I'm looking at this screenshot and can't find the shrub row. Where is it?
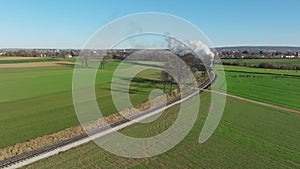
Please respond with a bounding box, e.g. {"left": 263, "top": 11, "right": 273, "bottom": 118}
{"left": 222, "top": 61, "right": 300, "bottom": 70}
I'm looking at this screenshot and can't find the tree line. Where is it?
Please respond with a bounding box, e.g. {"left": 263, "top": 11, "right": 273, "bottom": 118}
{"left": 1, "top": 49, "right": 80, "bottom": 58}
{"left": 222, "top": 61, "right": 300, "bottom": 70}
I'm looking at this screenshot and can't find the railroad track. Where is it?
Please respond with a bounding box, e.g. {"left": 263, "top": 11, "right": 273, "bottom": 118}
{"left": 0, "top": 72, "right": 216, "bottom": 169}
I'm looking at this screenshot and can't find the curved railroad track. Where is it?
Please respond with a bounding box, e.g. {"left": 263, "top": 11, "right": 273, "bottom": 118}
{"left": 0, "top": 72, "right": 216, "bottom": 169}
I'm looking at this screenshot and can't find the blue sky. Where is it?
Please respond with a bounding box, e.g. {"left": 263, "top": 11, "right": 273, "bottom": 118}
{"left": 0, "top": 0, "right": 300, "bottom": 48}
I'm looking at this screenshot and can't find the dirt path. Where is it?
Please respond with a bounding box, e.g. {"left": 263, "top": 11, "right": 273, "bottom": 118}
{"left": 0, "top": 61, "right": 74, "bottom": 68}
{"left": 205, "top": 89, "right": 300, "bottom": 114}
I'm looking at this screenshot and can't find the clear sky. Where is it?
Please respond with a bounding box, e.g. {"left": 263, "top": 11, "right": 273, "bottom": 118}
{"left": 0, "top": 0, "right": 300, "bottom": 48}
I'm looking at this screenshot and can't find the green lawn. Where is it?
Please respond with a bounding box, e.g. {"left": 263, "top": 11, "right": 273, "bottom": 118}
{"left": 213, "top": 65, "right": 300, "bottom": 110}
{"left": 24, "top": 92, "right": 300, "bottom": 169}
{"left": 0, "top": 61, "right": 164, "bottom": 148}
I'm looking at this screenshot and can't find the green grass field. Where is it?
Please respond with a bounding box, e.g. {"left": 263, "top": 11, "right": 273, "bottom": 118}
{"left": 221, "top": 65, "right": 300, "bottom": 76}
{"left": 213, "top": 65, "right": 300, "bottom": 110}
{"left": 0, "top": 58, "right": 60, "bottom": 64}
{"left": 222, "top": 58, "right": 300, "bottom": 65}
{"left": 24, "top": 92, "right": 300, "bottom": 169}
{"left": 2, "top": 59, "right": 300, "bottom": 168}
{"left": 0, "top": 61, "right": 164, "bottom": 148}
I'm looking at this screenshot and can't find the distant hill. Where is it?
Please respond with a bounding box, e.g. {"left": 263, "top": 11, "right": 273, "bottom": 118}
{"left": 215, "top": 46, "right": 300, "bottom": 51}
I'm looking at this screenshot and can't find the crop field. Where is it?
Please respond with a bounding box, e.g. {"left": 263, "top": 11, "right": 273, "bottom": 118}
{"left": 21, "top": 63, "right": 300, "bottom": 168}
{"left": 214, "top": 65, "right": 300, "bottom": 110}
{"left": 0, "top": 58, "right": 60, "bottom": 64}
{"left": 2, "top": 59, "right": 300, "bottom": 168}
{"left": 222, "top": 58, "right": 300, "bottom": 65}
{"left": 0, "top": 60, "right": 165, "bottom": 148}
{"left": 24, "top": 91, "right": 300, "bottom": 169}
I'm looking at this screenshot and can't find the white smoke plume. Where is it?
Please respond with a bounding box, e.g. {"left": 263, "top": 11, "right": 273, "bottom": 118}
{"left": 185, "top": 40, "right": 214, "bottom": 59}
{"left": 167, "top": 37, "right": 215, "bottom": 67}
{"left": 186, "top": 40, "right": 214, "bottom": 68}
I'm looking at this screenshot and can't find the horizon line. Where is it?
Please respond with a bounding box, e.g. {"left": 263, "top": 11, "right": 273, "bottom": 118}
{"left": 1, "top": 45, "right": 300, "bottom": 50}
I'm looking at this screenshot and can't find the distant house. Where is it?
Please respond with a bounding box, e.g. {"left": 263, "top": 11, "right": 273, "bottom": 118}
{"left": 40, "top": 53, "right": 47, "bottom": 57}
{"left": 65, "top": 54, "right": 73, "bottom": 58}
{"left": 286, "top": 55, "right": 296, "bottom": 58}
{"left": 282, "top": 55, "right": 296, "bottom": 58}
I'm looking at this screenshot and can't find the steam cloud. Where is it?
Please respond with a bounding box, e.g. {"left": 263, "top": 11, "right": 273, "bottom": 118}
{"left": 185, "top": 40, "right": 214, "bottom": 58}
{"left": 167, "top": 37, "right": 215, "bottom": 67}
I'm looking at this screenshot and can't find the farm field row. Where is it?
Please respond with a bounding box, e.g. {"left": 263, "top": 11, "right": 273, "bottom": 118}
{"left": 213, "top": 65, "right": 300, "bottom": 110}
{"left": 221, "top": 58, "right": 300, "bottom": 65}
